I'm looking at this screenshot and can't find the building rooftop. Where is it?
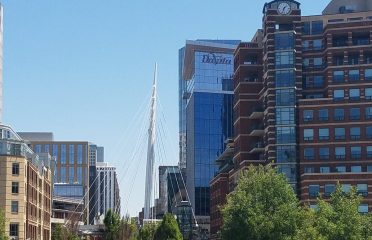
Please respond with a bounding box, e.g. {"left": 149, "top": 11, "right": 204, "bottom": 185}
{"left": 323, "top": 0, "right": 372, "bottom": 15}
{"left": 18, "top": 132, "right": 54, "bottom": 141}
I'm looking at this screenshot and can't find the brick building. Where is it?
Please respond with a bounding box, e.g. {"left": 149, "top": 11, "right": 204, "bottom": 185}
{"left": 210, "top": 0, "right": 372, "bottom": 238}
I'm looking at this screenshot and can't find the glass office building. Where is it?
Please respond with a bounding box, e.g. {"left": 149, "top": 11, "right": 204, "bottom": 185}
{"left": 180, "top": 40, "right": 239, "bottom": 217}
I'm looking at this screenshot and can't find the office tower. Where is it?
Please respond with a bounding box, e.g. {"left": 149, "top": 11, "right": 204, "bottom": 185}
{"left": 96, "top": 162, "right": 120, "bottom": 217}
{"left": 97, "top": 147, "right": 104, "bottom": 163}
{"left": 0, "top": 125, "right": 53, "bottom": 240}
{"left": 179, "top": 40, "right": 239, "bottom": 232}
{"left": 210, "top": 0, "right": 372, "bottom": 237}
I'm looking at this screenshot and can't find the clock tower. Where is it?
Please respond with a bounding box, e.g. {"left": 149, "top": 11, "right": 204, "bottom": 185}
{"left": 261, "top": 0, "right": 302, "bottom": 191}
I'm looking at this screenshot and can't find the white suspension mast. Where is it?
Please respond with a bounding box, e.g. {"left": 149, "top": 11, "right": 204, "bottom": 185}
{"left": 144, "top": 63, "right": 158, "bottom": 220}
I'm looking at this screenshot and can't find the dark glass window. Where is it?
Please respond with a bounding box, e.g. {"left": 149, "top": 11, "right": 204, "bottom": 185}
{"left": 357, "top": 184, "right": 368, "bottom": 197}
{"left": 342, "top": 184, "right": 352, "bottom": 193}
{"left": 276, "top": 127, "right": 296, "bottom": 144}
{"left": 367, "top": 146, "right": 372, "bottom": 158}
{"left": 305, "top": 167, "right": 315, "bottom": 173}
{"left": 275, "top": 51, "right": 294, "bottom": 69}
{"left": 335, "top": 128, "right": 345, "bottom": 140}
{"left": 12, "top": 163, "right": 19, "bottom": 175}
{"left": 9, "top": 224, "right": 18, "bottom": 237}
{"left": 320, "top": 167, "right": 330, "bottom": 173}
{"left": 349, "top": 70, "right": 360, "bottom": 81}
{"left": 325, "top": 184, "right": 336, "bottom": 197}
{"left": 366, "top": 88, "right": 372, "bottom": 100}
{"left": 303, "top": 40, "right": 310, "bottom": 51}
{"left": 311, "top": 21, "right": 323, "bottom": 35}
{"left": 276, "top": 89, "right": 296, "bottom": 106}
{"left": 319, "top": 148, "right": 330, "bottom": 160}
{"left": 366, "top": 107, "right": 372, "bottom": 119}
{"left": 366, "top": 69, "right": 372, "bottom": 80}
{"left": 11, "top": 201, "right": 18, "bottom": 213}
{"left": 314, "top": 58, "right": 323, "bottom": 67}
{"left": 11, "top": 182, "right": 19, "bottom": 194}
{"left": 359, "top": 204, "right": 369, "bottom": 213}
{"left": 275, "top": 33, "right": 294, "bottom": 50}
{"left": 304, "top": 148, "right": 315, "bottom": 160}
{"left": 348, "top": 54, "right": 359, "bottom": 65}
{"left": 351, "top": 166, "right": 362, "bottom": 173}
{"left": 303, "top": 110, "right": 313, "bottom": 122}
{"left": 276, "top": 107, "right": 295, "bottom": 125}
{"left": 314, "top": 76, "right": 324, "bottom": 87}
{"left": 349, "top": 89, "right": 360, "bottom": 100}
{"left": 319, "top": 128, "right": 330, "bottom": 140}
{"left": 350, "top": 108, "right": 360, "bottom": 120}
{"left": 351, "top": 146, "right": 362, "bottom": 159}
{"left": 303, "top": 22, "right": 311, "bottom": 35}
{"left": 304, "top": 129, "right": 314, "bottom": 141}
{"left": 333, "top": 90, "right": 344, "bottom": 100}
{"left": 277, "top": 146, "right": 296, "bottom": 163}
{"left": 318, "top": 109, "right": 329, "bottom": 121}
{"left": 333, "top": 71, "right": 344, "bottom": 82}
{"left": 313, "top": 39, "right": 323, "bottom": 50}
{"left": 336, "top": 166, "right": 346, "bottom": 173}
{"left": 335, "top": 147, "right": 346, "bottom": 159}
{"left": 350, "top": 127, "right": 361, "bottom": 140}
{"left": 309, "top": 185, "right": 320, "bottom": 197}
{"left": 276, "top": 70, "right": 295, "bottom": 87}
{"left": 334, "top": 108, "right": 345, "bottom": 120}
{"left": 366, "top": 127, "right": 372, "bottom": 139}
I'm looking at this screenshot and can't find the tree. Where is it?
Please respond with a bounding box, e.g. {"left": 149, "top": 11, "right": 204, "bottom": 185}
{"left": 117, "top": 215, "right": 138, "bottom": 240}
{"left": 51, "top": 224, "right": 63, "bottom": 240}
{"left": 154, "top": 214, "right": 182, "bottom": 240}
{"left": 138, "top": 223, "right": 158, "bottom": 240}
{"left": 104, "top": 209, "right": 121, "bottom": 240}
{"left": 0, "top": 209, "right": 8, "bottom": 240}
{"left": 221, "top": 164, "right": 301, "bottom": 240}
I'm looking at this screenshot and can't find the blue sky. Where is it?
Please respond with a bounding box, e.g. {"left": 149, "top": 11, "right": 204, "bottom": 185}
{"left": 2, "top": 0, "right": 328, "bottom": 216}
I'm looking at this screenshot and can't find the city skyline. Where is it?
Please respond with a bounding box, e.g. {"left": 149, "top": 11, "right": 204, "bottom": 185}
{"left": 2, "top": 0, "right": 329, "bottom": 217}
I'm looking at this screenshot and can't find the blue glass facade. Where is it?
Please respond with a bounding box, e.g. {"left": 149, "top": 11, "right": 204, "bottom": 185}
{"left": 181, "top": 40, "right": 238, "bottom": 216}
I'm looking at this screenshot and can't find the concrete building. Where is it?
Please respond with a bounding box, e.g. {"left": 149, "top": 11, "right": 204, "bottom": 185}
{"left": 210, "top": 0, "right": 372, "bottom": 237}
{"left": 0, "top": 125, "right": 53, "bottom": 240}
{"left": 179, "top": 40, "right": 239, "bottom": 233}
{"left": 96, "top": 162, "right": 120, "bottom": 218}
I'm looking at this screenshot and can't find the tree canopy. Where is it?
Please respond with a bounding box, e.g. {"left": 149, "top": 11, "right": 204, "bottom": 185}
{"left": 154, "top": 214, "right": 183, "bottom": 240}
{"left": 0, "top": 209, "right": 8, "bottom": 240}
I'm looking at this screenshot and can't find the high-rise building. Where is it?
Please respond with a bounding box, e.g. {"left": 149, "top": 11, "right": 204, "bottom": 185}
{"left": 0, "top": 5, "right": 3, "bottom": 122}
{"left": 179, "top": 40, "right": 239, "bottom": 232}
{"left": 210, "top": 0, "right": 372, "bottom": 237}
{"left": 0, "top": 125, "right": 53, "bottom": 240}
{"left": 96, "top": 162, "right": 120, "bottom": 218}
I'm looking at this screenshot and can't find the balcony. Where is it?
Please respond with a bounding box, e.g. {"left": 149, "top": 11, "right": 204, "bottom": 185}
{"left": 249, "top": 142, "right": 265, "bottom": 154}
{"left": 249, "top": 107, "right": 264, "bottom": 120}
{"left": 249, "top": 124, "right": 264, "bottom": 137}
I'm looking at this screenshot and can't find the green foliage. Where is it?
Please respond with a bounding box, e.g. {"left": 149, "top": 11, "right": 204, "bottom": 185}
{"left": 0, "top": 209, "right": 8, "bottom": 240}
{"left": 104, "top": 209, "right": 121, "bottom": 240}
{"left": 117, "top": 215, "right": 139, "bottom": 240}
{"left": 221, "top": 165, "right": 301, "bottom": 240}
{"left": 138, "top": 223, "right": 158, "bottom": 240}
{"left": 51, "top": 224, "right": 63, "bottom": 240}
{"left": 154, "top": 214, "right": 183, "bottom": 240}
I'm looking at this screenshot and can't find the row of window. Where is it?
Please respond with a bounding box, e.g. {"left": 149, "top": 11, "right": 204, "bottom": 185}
{"left": 303, "top": 127, "right": 372, "bottom": 141}
{"left": 333, "top": 88, "right": 372, "bottom": 101}
{"left": 310, "top": 204, "right": 369, "bottom": 213}
{"left": 304, "top": 146, "right": 372, "bottom": 160}
{"left": 35, "top": 144, "right": 85, "bottom": 165}
{"left": 334, "top": 69, "right": 372, "bottom": 82}
{"left": 308, "top": 183, "right": 368, "bottom": 199}
{"left": 303, "top": 107, "right": 372, "bottom": 122}
{"left": 305, "top": 165, "right": 372, "bottom": 174}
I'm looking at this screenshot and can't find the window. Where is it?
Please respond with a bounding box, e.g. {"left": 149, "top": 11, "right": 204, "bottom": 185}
{"left": 351, "top": 146, "right": 362, "bottom": 159}
{"left": 319, "top": 148, "right": 330, "bottom": 160}
{"left": 349, "top": 54, "right": 359, "bottom": 65}
{"left": 318, "top": 109, "right": 329, "bottom": 121}
{"left": 276, "top": 127, "right": 296, "bottom": 144}
{"left": 277, "top": 146, "right": 296, "bottom": 163}
{"left": 11, "top": 201, "right": 18, "bottom": 213}
{"left": 342, "top": 184, "right": 351, "bottom": 193}
{"left": 334, "top": 108, "right": 344, "bottom": 120}
{"left": 77, "top": 167, "right": 83, "bottom": 184}
{"left": 276, "top": 70, "right": 295, "bottom": 87}
{"left": 303, "top": 40, "right": 310, "bottom": 51}
{"left": 34, "top": 144, "right": 42, "bottom": 153}
{"left": 335, "top": 147, "right": 346, "bottom": 159}
{"left": 333, "top": 71, "right": 344, "bottom": 82}
{"left": 314, "top": 76, "right": 324, "bottom": 87}
{"left": 325, "top": 184, "right": 336, "bottom": 197}
{"left": 69, "top": 145, "right": 75, "bottom": 164}
{"left": 366, "top": 127, "right": 372, "bottom": 139}
{"left": 313, "top": 39, "right": 323, "bottom": 50}
{"left": 309, "top": 185, "right": 320, "bottom": 197}
{"left": 320, "top": 167, "right": 330, "bottom": 173}
{"left": 61, "top": 145, "right": 66, "bottom": 165}
{"left": 304, "top": 129, "right": 314, "bottom": 141}
{"left": 349, "top": 70, "right": 360, "bottom": 81}
{"left": 275, "top": 33, "right": 294, "bottom": 50}
{"left": 60, "top": 167, "right": 66, "bottom": 183}
{"left": 275, "top": 51, "right": 294, "bottom": 69}
{"left": 304, "top": 148, "right": 315, "bottom": 160}
{"left": 303, "top": 22, "right": 310, "bottom": 35}
{"left": 333, "top": 90, "right": 344, "bottom": 100}
{"left": 303, "top": 110, "right": 313, "bottom": 122}
{"left": 276, "top": 108, "right": 295, "bottom": 125}
{"left": 366, "top": 69, "right": 372, "bottom": 80}
{"left": 336, "top": 166, "right": 346, "bottom": 173}
{"left": 69, "top": 167, "right": 75, "bottom": 183}
{"left": 357, "top": 184, "right": 368, "bottom": 196}
{"left": 304, "top": 167, "right": 315, "bottom": 173}
{"left": 335, "top": 128, "right": 345, "bottom": 140}
{"left": 366, "top": 107, "right": 372, "bottom": 120}
{"left": 314, "top": 58, "right": 323, "bottom": 67}
{"left": 350, "top": 127, "right": 361, "bottom": 140}
{"left": 368, "top": 165, "right": 372, "bottom": 172}
{"left": 351, "top": 166, "right": 362, "bottom": 173}
{"left": 367, "top": 146, "right": 372, "bottom": 158}
{"left": 349, "top": 89, "right": 360, "bottom": 100}
{"left": 11, "top": 182, "right": 19, "bottom": 194}
{"left": 311, "top": 21, "right": 323, "bottom": 35}
{"left": 319, "top": 128, "right": 329, "bottom": 140}
{"left": 77, "top": 145, "right": 83, "bottom": 164}
{"left": 276, "top": 89, "right": 296, "bottom": 106}
{"left": 350, "top": 108, "right": 360, "bottom": 120}
{"left": 359, "top": 205, "right": 369, "bottom": 214}
{"left": 9, "top": 224, "right": 18, "bottom": 237}
{"left": 12, "top": 163, "right": 19, "bottom": 175}
{"left": 366, "top": 88, "right": 372, "bottom": 100}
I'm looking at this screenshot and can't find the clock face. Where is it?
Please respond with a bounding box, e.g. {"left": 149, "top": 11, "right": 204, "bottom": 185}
{"left": 278, "top": 2, "right": 291, "bottom": 15}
